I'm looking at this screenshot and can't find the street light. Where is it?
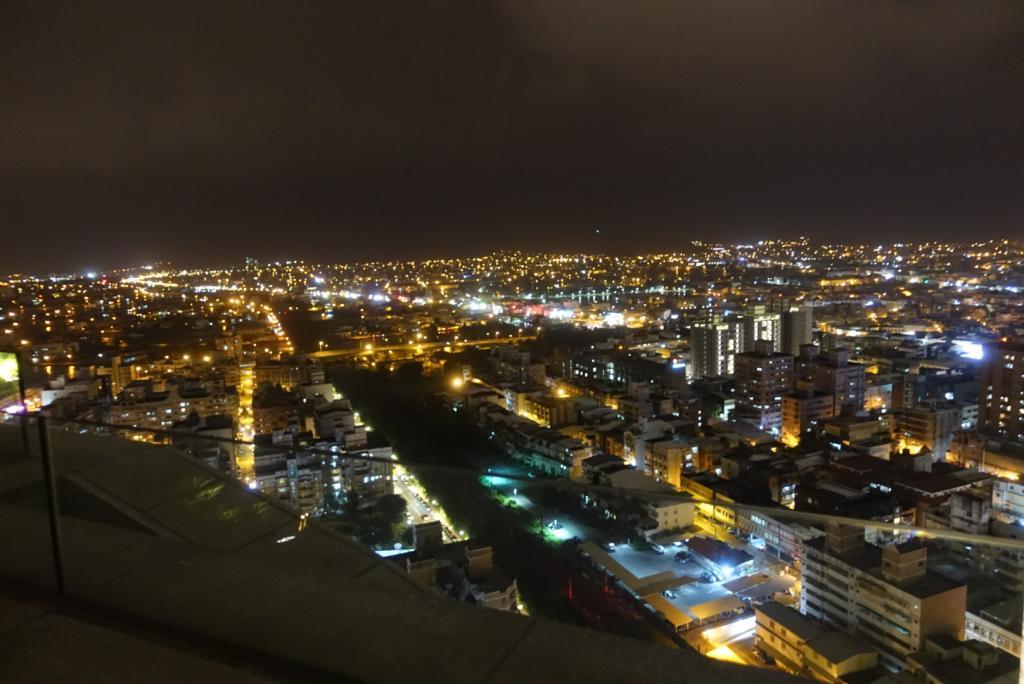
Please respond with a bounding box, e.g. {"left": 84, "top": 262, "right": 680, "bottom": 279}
{"left": 451, "top": 376, "right": 464, "bottom": 389}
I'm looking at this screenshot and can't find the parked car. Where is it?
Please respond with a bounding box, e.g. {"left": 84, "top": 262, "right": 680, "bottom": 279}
{"left": 651, "top": 544, "right": 665, "bottom": 554}
{"left": 662, "top": 589, "right": 677, "bottom": 599}
{"left": 674, "top": 551, "right": 690, "bottom": 563}
{"left": 699, "top": 571, "right": 715, "bottom": 583}
{"left": 604, "top": 541, "right": 616, "bottom": 552}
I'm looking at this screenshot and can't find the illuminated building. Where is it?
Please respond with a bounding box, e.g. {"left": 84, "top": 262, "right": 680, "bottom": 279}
{"left": 252, "top": 383, "right": 299, "bottom": 436}
{"left": 109, "top": 378, "right": 239, "bottom": 434}
{"left": 254, "top": 359, "right": 325, "bottom": 390}
{"left": 251, "top": 437, "right": 393, "bottom": 515}
{"left": 798, "top": 347, "right": 866, "bottom": 413}
{"left": 782, "top": 389, "right": 836, "bottom": 445}
{"left": 646, "top": 436, "right": 696, "bottom": 488}
{"left": 734, "top": 340, "right": 793, "bottom": 434}
{"left": 689, "top": 316, "right": 742, "bottom": 380}
{"left": 521, "top": 393, "right": 574, "bottom": 427}
{"left": 802, "top": 525, "right": 967, "bottom": 670}
{"left": 741, "top": 305, "right": 781, "bottom": 353}
{"left": 992, "top": 479, "right": 1024, "bottom": 524}
{"left": 687, "top": 536, "right": 755, "bottom": 580}
{"left": 966, "top": 595, "right": 1023, "bottom": 659}
{"left": 893, "top": 403, "right": 960, "bottom": 460}
{"left": 978, "top": 339, "right": 1024, "bottom": 441}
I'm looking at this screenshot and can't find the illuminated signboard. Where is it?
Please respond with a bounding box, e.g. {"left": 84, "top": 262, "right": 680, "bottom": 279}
{"left": 0, "top": 352, "right": 24, "bottom": 414}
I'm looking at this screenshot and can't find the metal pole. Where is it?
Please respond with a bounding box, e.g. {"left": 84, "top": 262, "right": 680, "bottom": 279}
{"left": 36, "top": 415, "right": 66, "bottom": 595}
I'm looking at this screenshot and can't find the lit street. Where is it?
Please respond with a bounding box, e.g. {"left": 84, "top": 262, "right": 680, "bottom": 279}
{"left": 393, "top": 464, "right": 462, "bottom": 543}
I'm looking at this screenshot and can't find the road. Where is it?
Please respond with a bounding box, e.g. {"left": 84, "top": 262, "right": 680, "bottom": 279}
{"left": 393, "top": 465, "right": 461, "bottom": 543}
{"left": 305, "top": 335, "right": 538, "bottom": 360}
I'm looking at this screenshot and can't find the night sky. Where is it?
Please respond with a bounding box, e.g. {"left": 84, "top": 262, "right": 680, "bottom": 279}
{"left": 4, "top": 1, "right": 1024, "bottom": 274}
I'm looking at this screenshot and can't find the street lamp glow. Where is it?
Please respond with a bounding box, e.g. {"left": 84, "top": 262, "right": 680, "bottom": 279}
{"left": 451, "top": 376, "right": 464, "bottom": 389}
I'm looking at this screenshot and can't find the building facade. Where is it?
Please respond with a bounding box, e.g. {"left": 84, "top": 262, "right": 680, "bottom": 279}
{"left": 801, "top": 525, "right": 966, "bottom": 670}
{"left": 978, "top": 340, "right": 1024, "bottom": 441}
{"left": 734, "top": 340, "right": 794, "bottom": 435}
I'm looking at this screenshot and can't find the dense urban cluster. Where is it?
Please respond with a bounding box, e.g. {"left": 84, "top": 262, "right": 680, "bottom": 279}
{"left": 4, "top": 239, "right": 1024, "bottom": 681}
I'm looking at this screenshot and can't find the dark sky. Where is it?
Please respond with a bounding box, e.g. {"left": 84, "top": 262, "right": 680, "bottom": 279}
{"left": 3, "top": 1, "right": 1024, "bottom": 274}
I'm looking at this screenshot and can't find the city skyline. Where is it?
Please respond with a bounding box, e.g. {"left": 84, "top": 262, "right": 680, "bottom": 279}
{"left": 2, "top": 237, "right": 1020, "bottom": 279}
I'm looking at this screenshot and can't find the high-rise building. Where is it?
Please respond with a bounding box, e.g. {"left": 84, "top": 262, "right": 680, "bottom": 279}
{"left": 741, "top": 304, "right": 782, "bottom": 354}
{"left": 802, "top": 523, "right": 967, "bottom": 671}
{"left": 688, "top": 316, "right": 743, "bottom": 380}
{"left": 894, "top": 403, "right": 961, "bottom": 460}
{"left": 798, "top": 346, "right": 866, "bottom": 413}
{"left": 978, "top": 339, "right": 1024, "bottom": 441}
{"left": 781, "top": 304, "right": 814, "bottom": 356}
{"left": 734, "top": 340, "right": 794, "bottom": 435}
{"left": 782, "top": 388, "right": 836, "bottom": 445}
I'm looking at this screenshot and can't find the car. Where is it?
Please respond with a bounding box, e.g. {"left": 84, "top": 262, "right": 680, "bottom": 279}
{"left": 672, "top": 540, "right": 684, "bottom": 547}
{"left": 699, "top": 571, "right": 715, "bottom": 583}
{"left": 662, "top": 589, "right": 677, "bottom": 599}
{"left": 604, "top": 542, "right": 616, "bottom": 552}
{"left": 546, "top": 520, "right": 564, "bottom": 531}
{"left": 674, "top": 551, "right": 690, "bottom": 563}
{"left": 651, "top": 544, "right": 665, "bottom": 554}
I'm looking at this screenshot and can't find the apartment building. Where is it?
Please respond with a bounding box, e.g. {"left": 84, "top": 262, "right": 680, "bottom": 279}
{"left": 755, "top": 601, "right": 878, "bottom": 681}
{"left": 782, "top": 389, "right": 836, "bottom": 446}
{"left": 734, "top": 340, "right": 794, "bottom": 435}
{"left": 797, "top": 346, "right": 866, "bottom": 412}
{"left": 801, "top": 523, "right": 966, "bottom": 670}
{"left": 978, "top": 339, "right": 1024, "bottom": 441}
{"left": 894, "top": 403, "right": 960, "bottom": 461}
{"left": 110, "top": 378, "right": 238, "bottom": 433}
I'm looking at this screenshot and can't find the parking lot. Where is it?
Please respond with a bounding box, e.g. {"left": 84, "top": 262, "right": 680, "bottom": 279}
{"left": 610, "top": 544, "right": 691, "bottom": 579}
{"left": 599, "top": 542, "right": 735, "bottom": 612}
